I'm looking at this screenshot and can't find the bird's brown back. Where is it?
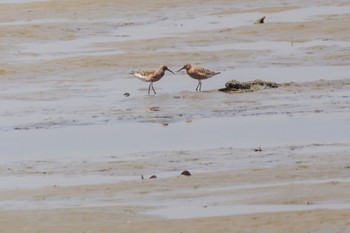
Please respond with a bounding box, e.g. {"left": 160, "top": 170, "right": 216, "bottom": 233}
{"left": 187, "top": 66, "right": 220, "bottom": 80}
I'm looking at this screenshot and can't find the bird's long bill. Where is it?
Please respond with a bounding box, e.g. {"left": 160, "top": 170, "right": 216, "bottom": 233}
{"left": 166, "top": 68, "right": 175, "bottom": 75}
{"left": 176, "top": 66, "right": 186, "bottom": 73}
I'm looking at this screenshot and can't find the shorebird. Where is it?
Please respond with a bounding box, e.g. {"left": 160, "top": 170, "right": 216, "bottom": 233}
{"left": 131, "top": 65, "right": 175, "bottom": 95}
{"left": 177, "top": 64, "right": 220, "bottom": 91}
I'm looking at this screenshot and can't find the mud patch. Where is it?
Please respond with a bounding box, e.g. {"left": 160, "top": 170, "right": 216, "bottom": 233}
{"left": 219, "top": 79, "right": 279, "bottom": 93}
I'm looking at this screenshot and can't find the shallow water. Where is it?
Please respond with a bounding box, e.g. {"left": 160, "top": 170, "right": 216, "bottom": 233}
{"left": 1, "top": 112, "right": 349, "bottom": 161}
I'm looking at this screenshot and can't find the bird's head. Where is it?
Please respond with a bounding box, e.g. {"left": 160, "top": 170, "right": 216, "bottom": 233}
{"left": 177, "top": 64, "right": 192, "bottom": 72}
{"left": 160, "top": 65, "right": 175, "bottom": 74}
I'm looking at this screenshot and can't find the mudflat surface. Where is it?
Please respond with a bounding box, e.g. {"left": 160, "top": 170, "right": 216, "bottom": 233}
{"left": 1, "top": 0, "right": 350, "bottom": 232}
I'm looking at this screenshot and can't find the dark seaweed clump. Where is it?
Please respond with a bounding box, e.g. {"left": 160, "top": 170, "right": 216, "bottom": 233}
{"left": 219, "top": 79, "right": 279, "bottom": 93}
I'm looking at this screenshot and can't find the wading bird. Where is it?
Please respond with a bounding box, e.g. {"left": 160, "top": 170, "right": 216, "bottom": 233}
{"left": 177, "top": 64, "right": 220, "bottom": 91}
{"left": 131, "top": 65, "right": 175, "bottom": 95}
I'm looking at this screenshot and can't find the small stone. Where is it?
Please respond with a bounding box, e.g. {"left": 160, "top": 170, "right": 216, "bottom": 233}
{"left": 180, "top": 170, "right": 191, "bottom": 176}
{"left": 149, "top": 175, "right": 157, "bottom": 179}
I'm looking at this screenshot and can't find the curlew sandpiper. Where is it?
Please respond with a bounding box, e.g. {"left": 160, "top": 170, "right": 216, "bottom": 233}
{"left": 131, "top": 65, "right": 175, "bottom": 95}
{"left": 177, "top": 64, "right": 220, "bottom": 91}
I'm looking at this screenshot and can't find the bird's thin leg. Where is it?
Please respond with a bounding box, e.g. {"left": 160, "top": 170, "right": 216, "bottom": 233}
{"left": 199, "top": 80, "right": 202, "bottom": 91}
{"left": 196, "top": 81, "right": 201, "bottom": 92}
{"left": 148, "top": 82, "right": 152, "bottom": 95}
{"left": 151, "top": 83, "right": 156, "bottom": 95}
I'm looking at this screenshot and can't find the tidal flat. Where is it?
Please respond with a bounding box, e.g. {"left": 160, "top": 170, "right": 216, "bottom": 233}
{"left": 0, "top": 0, "right": 350, "bottom": 232}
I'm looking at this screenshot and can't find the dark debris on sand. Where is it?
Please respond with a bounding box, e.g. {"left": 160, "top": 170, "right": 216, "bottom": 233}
{"left": 219, "top": 79, "right": 279, "bottom": 93}
{"left": 254, "top": 16, "right": 266, "bottom": 24}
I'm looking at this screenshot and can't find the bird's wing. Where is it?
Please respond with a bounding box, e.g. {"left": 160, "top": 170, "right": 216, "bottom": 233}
{"left": 196, "top": 67, "right": 211, "bottom": 76}
{"left": 131, "top": 70, "right": 155, "bottom": 81}
{"left": 196, "top": 67, "right": 220, "bottom": 77}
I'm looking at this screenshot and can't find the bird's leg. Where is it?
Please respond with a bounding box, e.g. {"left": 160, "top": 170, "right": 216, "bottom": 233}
{"left": 196, "top": 81, "right": 201, "bottom": 92}
{"left": 148, "top": 82, "right": 152, "bottom": 95}
{"left": 196, "top": 80, "right": 202, "bottom": 91}
{"left": 151, "top": 83, "right": 156, "bottom": 95}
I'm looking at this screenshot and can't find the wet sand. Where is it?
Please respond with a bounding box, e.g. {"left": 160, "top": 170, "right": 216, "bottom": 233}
{"left": 1, "top": 0, "right": 350, "bottom": 232}
{"left": 1, "top": 144, "right": 350, "bottom": 232}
